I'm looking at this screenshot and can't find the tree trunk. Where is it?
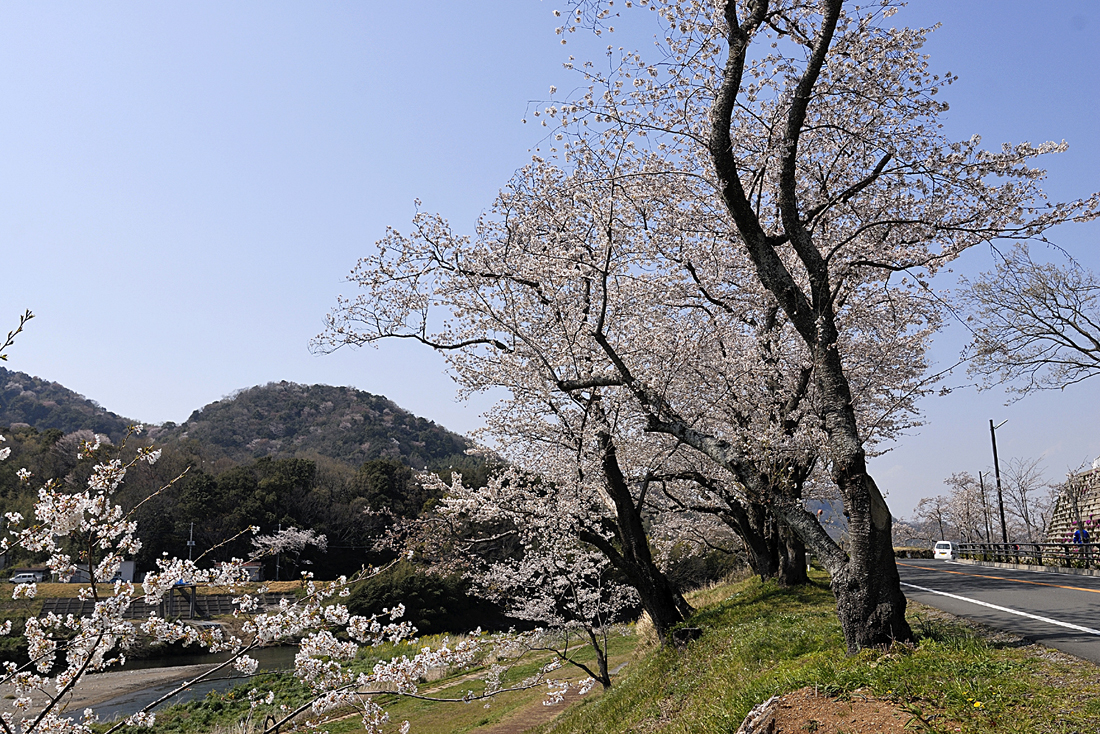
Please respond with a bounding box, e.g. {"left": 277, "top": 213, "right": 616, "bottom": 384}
{"left": 579, "top": 427, "right": 692, "bottom": 644}
{"left": 829, "top": 468, "right": 911, "bottom": 652}
{"left": 721, "top": 501, "right": 780, "bottom": 582}
{"left": 776, "top": 479, "right": 808, "bottom": 586}
{"left": 777, "top": 522, "right": 807, "bottom": 587}
{"left": 726, "top": 502, "right": 807, "bottom": 586}
{"left": 586, "top": 628, "right": 612, "bottom": 690}
{"left": 703, "top": 0, "right": 911, "bottom": 652}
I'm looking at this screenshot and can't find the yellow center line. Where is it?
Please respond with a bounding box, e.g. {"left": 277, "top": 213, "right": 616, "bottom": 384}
{"left": 897, "top": 561, "right": 1100, "bottom": 595}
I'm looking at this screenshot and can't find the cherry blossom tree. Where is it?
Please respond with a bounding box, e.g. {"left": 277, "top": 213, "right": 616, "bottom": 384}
{"left": 913, "top": 473, "right": 991, "bottom": 544}
{"left": 434, "top": 467, "right": 637, "bottom": 690}
{"left": 0, "top": 429, "right": 460, "bottom": 734}
{"left": 1001, "top": 457, "right": 1054, "bottom": 543}
{"left": 318, "top": 0, "right": 1097, "bottom": 651}
{"left": 941, "top": 472, "right": 992, "bottom": 544}
{"left": 913, "top": 465, "right": 1052, "bottom": 545}
{"left": 316, "top": 155, "right": 935, "bottom": 643}
{"left": 913, "top": 494, "right": 950, "bottom": 542}
{"left": 476, "top": 392, "right": 694, "bottom": 641}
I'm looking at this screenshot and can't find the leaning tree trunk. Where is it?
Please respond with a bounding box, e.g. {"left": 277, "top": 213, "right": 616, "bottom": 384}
{"left": 585, "top": 628, "right": 613, "bottom": 690}
{"left": 578, "top": 428, "right": 692, "bottom": 644}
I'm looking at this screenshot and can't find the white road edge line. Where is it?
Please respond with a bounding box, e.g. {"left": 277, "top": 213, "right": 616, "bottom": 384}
{"left": 900, "top": 582, "right": 1100, "bottom": 637}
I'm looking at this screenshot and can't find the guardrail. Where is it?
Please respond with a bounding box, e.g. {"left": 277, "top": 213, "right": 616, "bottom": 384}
{"left": 958, "top": 542, "right": 1100, "bottom": 569}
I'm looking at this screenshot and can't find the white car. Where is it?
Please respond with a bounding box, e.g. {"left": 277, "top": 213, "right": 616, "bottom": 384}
{"left": 933, "top": 541, "right": 958, "bottom": 561}
{"left": 9, "top": 572, "right": 42, "bottom": 584}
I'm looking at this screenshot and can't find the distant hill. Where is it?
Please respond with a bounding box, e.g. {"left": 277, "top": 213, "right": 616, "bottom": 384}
{"left": 0, "top": 368, "right": 134, "bottom": 442}
{"left": 0, "top": 370, "right": 475, "bottom": 473}
{"left": 160, "top": 381, "right": 472, "bottom": 469}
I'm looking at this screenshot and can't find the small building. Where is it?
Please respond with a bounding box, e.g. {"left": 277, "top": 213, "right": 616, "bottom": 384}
{"left": 242, "top": 561, "right": 264, "bottom": 582}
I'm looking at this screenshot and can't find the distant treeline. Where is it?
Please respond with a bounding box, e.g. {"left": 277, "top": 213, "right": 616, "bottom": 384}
{"left": 0, "top": 423, "right": 488, "bottom": 580}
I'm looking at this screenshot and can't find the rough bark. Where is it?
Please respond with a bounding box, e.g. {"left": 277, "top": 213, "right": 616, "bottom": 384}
{"left": 721, "top": 500, "right": 779, "bottom": 581}
{"left": 829, "top": 473, "right": 909, "bottom": 651}
{"left": 775, "top": 478, "right": 808, "bottom": 586}
{"left": 722, "top": 500, "right": 807, "bottom": 585}
{"left": 578, "top": 429, "right": 692, "bottom": 644}
{"left": 704, "top": 0, "right": 911, "bottom": 649}
{"left": 777, "top": 522, "right": 807, "bottom": 587}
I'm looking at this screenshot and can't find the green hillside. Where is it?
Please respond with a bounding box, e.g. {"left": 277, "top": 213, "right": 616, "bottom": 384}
{"left": 0, "top": 370, "right": 474, "bottom": 473}
{"left": 535, "top": 574, "right": 1100, "bottom": 734}
{"left": 160, "top": 381, "right": 472, "bottom": 469}
{"left": 0, "top": 375, "right": 483, "bottom": 579}
{"left": 0, "top": 367, "right": 134, "bottom": 442}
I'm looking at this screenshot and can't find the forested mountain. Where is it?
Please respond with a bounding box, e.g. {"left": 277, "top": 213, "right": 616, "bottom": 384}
{"left": 0, "top": 368, "right": 134, "bottom": 442}
{"left": 0, "top": 371, "right": 475, "bottom": 472}
{"left": 0, "top": 374, "right": 487, "bottom": 578}
{"left": 157, "top": 381, "right": 472, "bottom": 470}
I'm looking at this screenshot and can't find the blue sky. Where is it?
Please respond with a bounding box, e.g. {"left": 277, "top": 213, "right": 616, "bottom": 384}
{"left": 0, "top": 2, "right": 1096, "bottom": 517}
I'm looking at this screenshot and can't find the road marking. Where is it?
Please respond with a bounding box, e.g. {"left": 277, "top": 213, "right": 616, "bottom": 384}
{"left": 897, "top": 561, "right": 1100, "bottom": 595}
{"left": 900, "top": 582, "right": 1100, "bottom": 636}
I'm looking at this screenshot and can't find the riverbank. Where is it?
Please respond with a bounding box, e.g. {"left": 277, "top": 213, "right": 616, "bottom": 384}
{"left": 0, "top": 663, "right": 218, "bottom": 720}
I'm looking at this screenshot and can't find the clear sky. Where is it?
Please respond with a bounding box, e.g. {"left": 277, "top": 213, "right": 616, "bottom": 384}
{"left": 0, "top": 2, "right": 1096, "bottom": 518}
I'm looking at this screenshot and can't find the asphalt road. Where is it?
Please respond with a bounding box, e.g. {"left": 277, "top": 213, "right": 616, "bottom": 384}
{"left": 897, "top": 560, "right": 1100, "bottom": 663}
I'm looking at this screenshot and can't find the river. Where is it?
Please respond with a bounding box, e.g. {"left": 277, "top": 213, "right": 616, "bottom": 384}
{"left": 94, "top": 646, "right": 299, "bottom": 721}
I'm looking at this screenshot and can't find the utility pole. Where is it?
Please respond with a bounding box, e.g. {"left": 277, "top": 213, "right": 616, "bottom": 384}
{"left": 275, "top": 523, "right": 281, "bottom": 581}
{"left": 990, "top": 420, "right": 1009, "bottom": 544}
{"left": 978, "top": 472, "right": 993, "bottom": 543}
{"left": 187, "top": 522, "right": 196, "bottom": 561}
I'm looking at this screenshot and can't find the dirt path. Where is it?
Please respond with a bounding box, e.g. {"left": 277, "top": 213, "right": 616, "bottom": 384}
{"left": 474, "top": 687, "right": 593, "bottom": 734}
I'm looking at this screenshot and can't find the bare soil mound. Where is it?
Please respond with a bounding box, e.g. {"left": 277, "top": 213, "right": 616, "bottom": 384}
{"left": 737, "top": 686, "right": 952, "bottom": 734}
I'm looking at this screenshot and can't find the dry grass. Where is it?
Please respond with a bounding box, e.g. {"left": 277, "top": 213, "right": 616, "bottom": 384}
{"left": 24, "top": 580, "right": 303, "bottom": 599}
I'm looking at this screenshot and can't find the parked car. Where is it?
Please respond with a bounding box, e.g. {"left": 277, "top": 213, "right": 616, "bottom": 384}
{"left": 933, "top": 540, "right": 958, "bottom": 561}
{"left": 10, "top": 572, "right": 42, "bottom": 584}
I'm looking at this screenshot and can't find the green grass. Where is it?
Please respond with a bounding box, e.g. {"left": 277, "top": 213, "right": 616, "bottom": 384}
{"left": 365, "top": 629, "right": 638, "bottom": 734}
{"left": 0, "top": 597, "right": 42, "bottom": 663}
{"left": 99, "top": 571, "right": 1100, "bottom": 733}
{"left": 128, "top": 629, "right": 638, "bottom": 734}
{"left": 534, "top": 571, "right": 1100, "bottom": 734}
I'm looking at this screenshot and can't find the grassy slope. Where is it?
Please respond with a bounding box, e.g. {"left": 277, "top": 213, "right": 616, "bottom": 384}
{"left": 364, "top": 631, "right": 638, "bottom": 734}
{"left": 47, "top": 571, "right": 1100, "bottom": 734}
{"left": 134, "top": 630, "right": 636, "bottom": 734}
{"left": 536, "top": 571, "right": 1100, "bottom": 734}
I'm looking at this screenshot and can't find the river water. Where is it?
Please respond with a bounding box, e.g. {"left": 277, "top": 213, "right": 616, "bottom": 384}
{"left": 94, "top": 646, "right": 299, "bottom": 721}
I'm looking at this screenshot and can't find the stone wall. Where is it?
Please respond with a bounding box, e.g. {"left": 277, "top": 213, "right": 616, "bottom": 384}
{"left": 1046, "top": 467, "right": 1100, "bottom": 543}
